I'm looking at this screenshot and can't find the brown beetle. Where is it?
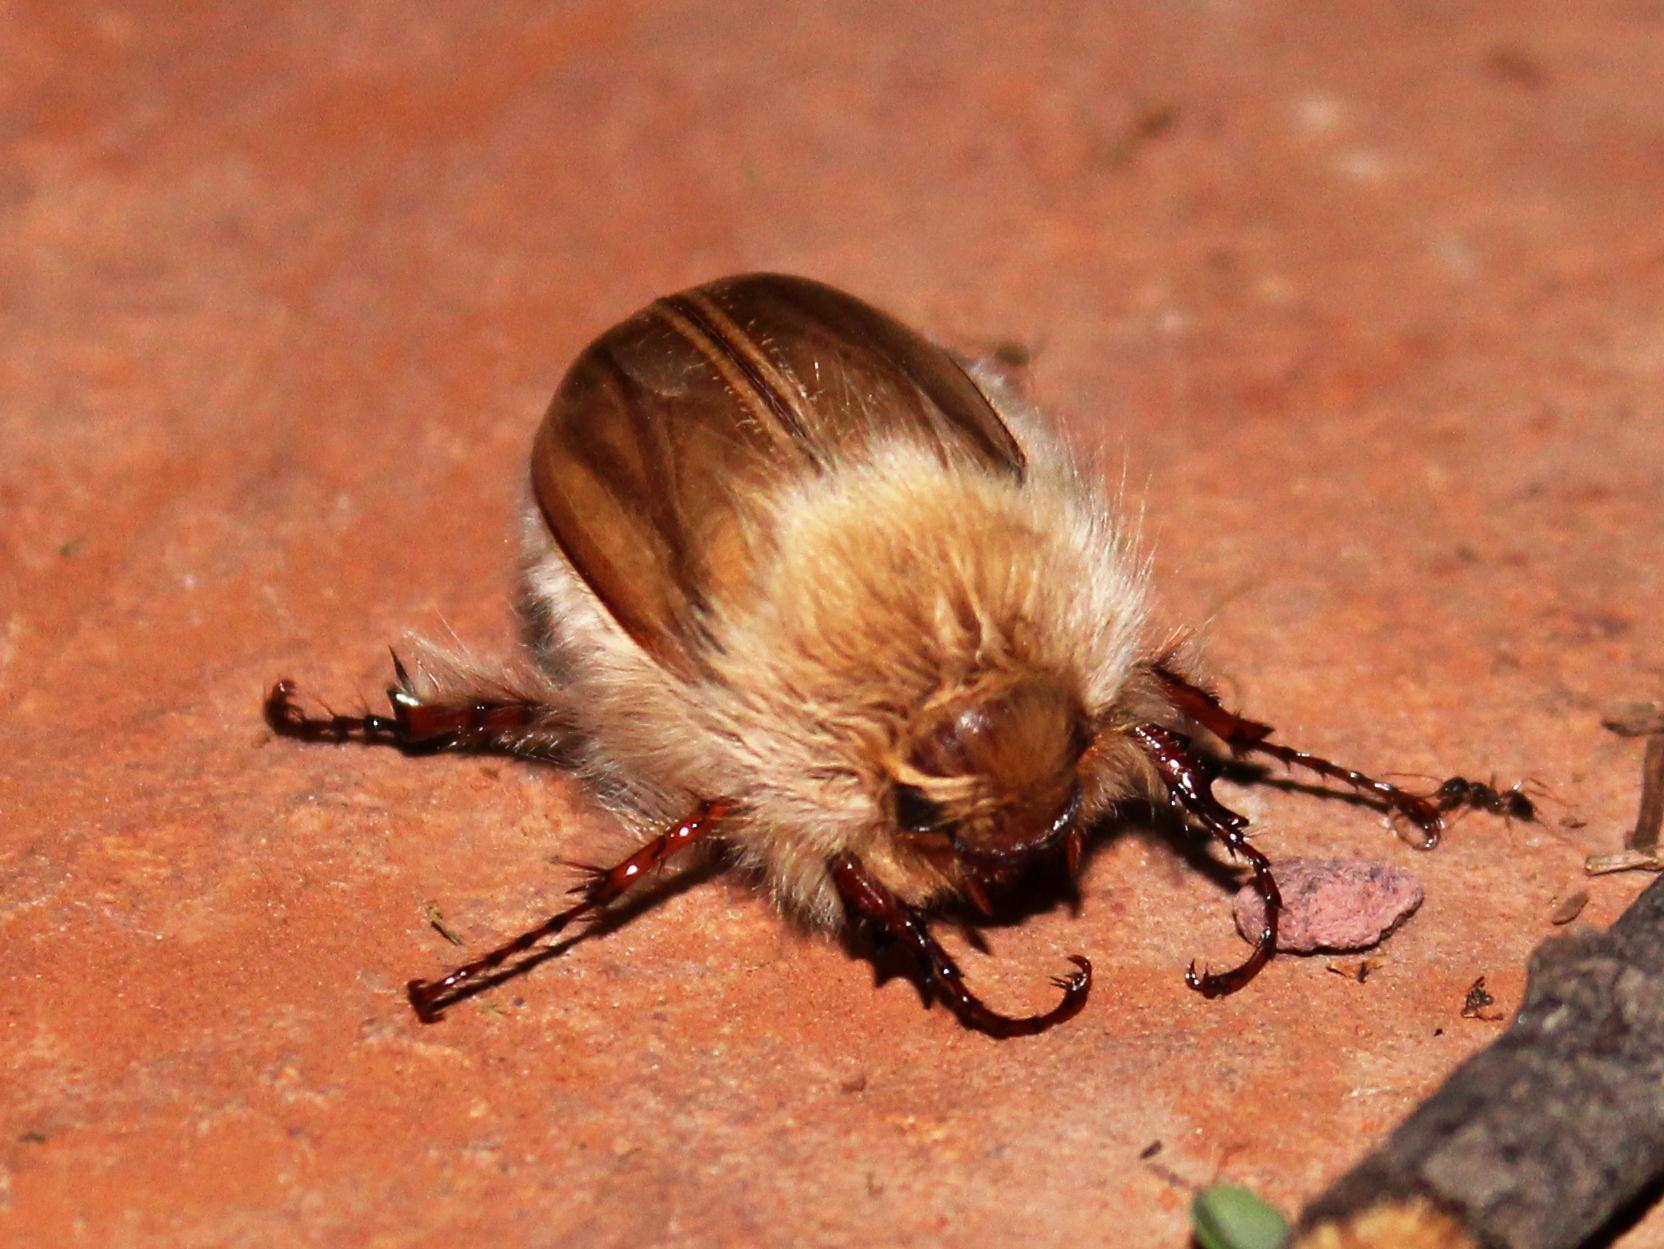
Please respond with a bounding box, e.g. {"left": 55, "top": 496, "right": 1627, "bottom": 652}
{"left": 268, "top": 274, "right": 1451, "bottom": 1037}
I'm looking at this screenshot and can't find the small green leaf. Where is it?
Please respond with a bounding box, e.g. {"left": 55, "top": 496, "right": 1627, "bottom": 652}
{"left": 1191, "top": 1184, "right": 1288, "bottom": 1249}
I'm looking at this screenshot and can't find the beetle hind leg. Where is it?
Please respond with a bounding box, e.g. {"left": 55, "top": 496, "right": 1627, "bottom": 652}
{"left": 266, "top": 645, "right": 573, "bottom": 759}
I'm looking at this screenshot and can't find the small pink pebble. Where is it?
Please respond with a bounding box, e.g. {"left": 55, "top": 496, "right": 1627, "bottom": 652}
{"left": 1233, "top": 858, "right": 1423, "bottom": 953}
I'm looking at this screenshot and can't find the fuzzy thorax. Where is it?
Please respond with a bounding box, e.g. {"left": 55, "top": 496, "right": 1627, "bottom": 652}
{"left": 521, "top": 439, "right": 1151, "bottom": 924}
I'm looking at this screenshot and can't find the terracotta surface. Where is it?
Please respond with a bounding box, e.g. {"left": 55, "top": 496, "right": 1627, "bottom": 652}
{"left": 5, "top": 4, "right": 1663, "bottom": 1246}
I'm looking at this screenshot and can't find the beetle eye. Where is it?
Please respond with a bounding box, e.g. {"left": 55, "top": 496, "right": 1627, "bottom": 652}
{"left": 894, "top": 784, "right": 948, "bottom": 833}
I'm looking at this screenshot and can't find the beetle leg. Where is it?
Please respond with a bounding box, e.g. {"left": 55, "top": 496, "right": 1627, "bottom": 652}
{"left": 1131, "top": 723, "right": 1281, "bottom": 998}
{"left": 405, "top": 800, "right": 730, "bottom": 1022}
{"left": 1152, "top": 664, "right": 1445, "bottom": 847}
{"left": 829, "top": 853, "right": 1091, "bottom": 1039}
{"left": 265, "top": 649, "right": 556, "bottom": 756}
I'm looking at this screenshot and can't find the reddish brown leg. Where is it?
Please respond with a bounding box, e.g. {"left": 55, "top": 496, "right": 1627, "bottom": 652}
{"left": 829, "top": 853, "right": 1091, "bottom": 1039}
{"left": 265, "top": 651, "right": 546, "bottom": 753}
{"left": 1132, "top": 723, "right": 1281, "bottom": 998}
{"left": 406, "top": 800, "right": 729, "bottom": 1022}
{"left": 1153, "top": 665, "right": 1445, "bottom": 847}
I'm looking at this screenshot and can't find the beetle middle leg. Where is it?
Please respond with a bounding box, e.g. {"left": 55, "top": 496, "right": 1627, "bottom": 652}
{"left": 1153, "top": 664, "right": 1445, "bottom": 846}
{"left": 829, "top": 853, "right": 1091, "bottom": 1039}
{"left": 406, "top": 800, "right": 730, "bottom": 1021}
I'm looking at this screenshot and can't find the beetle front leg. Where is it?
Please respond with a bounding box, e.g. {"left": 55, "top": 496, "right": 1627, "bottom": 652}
{"left": 1132, "top": 722, "right": 1282, "bottom": 998}
{"left": 829, "top": 853, "right": 1091, "bottom": 1038}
